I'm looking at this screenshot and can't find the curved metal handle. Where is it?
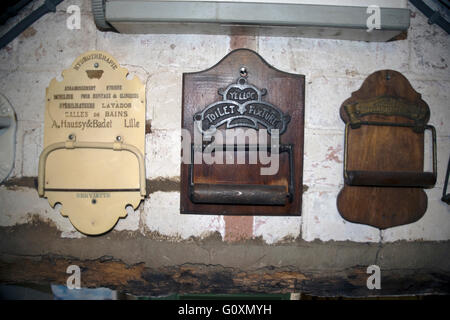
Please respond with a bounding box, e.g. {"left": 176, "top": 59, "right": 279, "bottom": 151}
{"left": 38, "top": 138, "right": 146, "bottom": 197}
{"left": 344, "top": 122, "right": 437, "bottom": 188}
{"left": 442, "top": 155, "right": 450, "bottom": 205}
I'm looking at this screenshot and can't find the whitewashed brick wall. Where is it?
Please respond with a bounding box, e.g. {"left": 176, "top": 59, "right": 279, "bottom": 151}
{"left": 0, "top": 0, "right": 448, "bottom": 243}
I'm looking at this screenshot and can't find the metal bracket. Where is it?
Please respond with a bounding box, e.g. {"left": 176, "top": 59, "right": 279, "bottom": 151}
{"left": 0, "top": 93, "right": 16, "bottom": 184}
{"left": 442, "top": 155, "right": 450, "bottom": 204}
{"left": 38, "top": 135, "right": 146, "bottom": 197}
{"left": 343, "top": 122, "right": 437, "bottom": 188}
{"left": 0, "top": 0, "right": 64, "bottom": 50}
{"left": 188, "top": 143, "right": 294, "bottom": 205}
{"left": 409, "top": 0, "right": 450, "bottom": 35}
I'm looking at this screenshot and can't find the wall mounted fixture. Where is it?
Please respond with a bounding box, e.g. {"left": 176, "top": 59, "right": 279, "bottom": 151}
{"left": 442, "top": 155, "right": 450, "bottom": 204}
{"left": 0, "top": 93, "right": 17, "bottom": 184}
{"left": 92, "top": 0, "right": 410, "bottom": 42}
{"left": 38, "top": 51, "right": 146, "bottom": 235}
{"left": 180, "top": 48, "right": 305, "bottom": 216}
{"left": 337, "top": 70, "right": 437, "bottom": 229}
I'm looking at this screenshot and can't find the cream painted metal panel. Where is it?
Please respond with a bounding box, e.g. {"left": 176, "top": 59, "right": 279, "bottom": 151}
{"left": 39, "top": 51, "right": 146, "bottom": 235}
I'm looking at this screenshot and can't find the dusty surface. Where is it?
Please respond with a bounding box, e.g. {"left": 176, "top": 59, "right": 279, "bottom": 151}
{"left": 2, "top": 177, "right": 37, "bottom": 190}
{"left": 1, "top": 0, "right": 449, "bottom": 244}
{"left": 0, "top": 0, "right": 449, "bottom": 297}
{"left": 0, "top": 218, "right": 449, "bottom": 296}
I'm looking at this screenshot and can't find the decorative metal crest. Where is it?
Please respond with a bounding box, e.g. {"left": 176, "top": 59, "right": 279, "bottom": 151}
{"left": 194, "top": 77, "right": 290, "bottom": 135}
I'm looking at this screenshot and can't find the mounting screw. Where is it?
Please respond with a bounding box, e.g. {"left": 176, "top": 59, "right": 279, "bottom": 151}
{"left": 94, "top": 63, "right": 99, "bottom": 68}
{"left": 68, "top": 134, "right": 75, "bottom": 140}
{"left": 116, "top": 135, "right": 122, "bottom": 142}
{"left": 239, "top": 67, "right": 248, "bottom": 77}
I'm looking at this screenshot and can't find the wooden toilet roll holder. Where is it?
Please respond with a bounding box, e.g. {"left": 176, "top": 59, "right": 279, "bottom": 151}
{"left": 181, "top": 49, "right": 305, "bottom": 216}
{"left": 337, "top": 70, "right": 437, "bottom": 229}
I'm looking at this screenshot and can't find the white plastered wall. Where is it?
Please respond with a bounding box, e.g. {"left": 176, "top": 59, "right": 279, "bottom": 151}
{"left": 0, "top": 0, "right": 448, "bottom": 243}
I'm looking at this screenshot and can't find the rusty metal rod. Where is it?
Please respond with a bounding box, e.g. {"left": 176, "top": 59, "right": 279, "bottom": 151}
{"left": 192, "top": 183, "right": 288, "bottom": 205}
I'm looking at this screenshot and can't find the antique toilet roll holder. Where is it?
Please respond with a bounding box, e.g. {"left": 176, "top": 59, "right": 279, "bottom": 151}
{"left": 38, "top": 51, "right": 146, "bottom": 235}
{"left": 181, "top": 48, "right": 305, "bottom": 216}
{"left": 31, "top": 50, "right": 444, "bottom": 234}
{"left": 337, "top": 70, "right": 438, "bottom": 229}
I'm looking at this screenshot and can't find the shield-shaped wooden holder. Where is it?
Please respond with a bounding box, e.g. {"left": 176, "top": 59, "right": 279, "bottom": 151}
{"left": 181, "top": 49, "right": 305, "bottom": 215}
{"left": 39, "top": 51, "right": 146, "bottom": 235}
{"left": 337, "top": 70, "right": 437, "bottom": 229}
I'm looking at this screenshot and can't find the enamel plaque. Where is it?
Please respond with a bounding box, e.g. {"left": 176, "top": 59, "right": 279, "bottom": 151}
{"left": 39, "top": 51, "right": 146, "bottom": 235}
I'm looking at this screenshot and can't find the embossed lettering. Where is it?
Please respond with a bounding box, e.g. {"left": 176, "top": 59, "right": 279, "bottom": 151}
{"left": 194, "top": 78, "right": 290, "bottom": 135}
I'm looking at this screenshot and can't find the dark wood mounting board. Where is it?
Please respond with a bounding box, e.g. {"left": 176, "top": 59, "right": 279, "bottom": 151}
{"left": 181, "top": 49, "right": 305, "bottom": 215}
{"left": 337, "top": 70, "right": 436, "bottom": 229}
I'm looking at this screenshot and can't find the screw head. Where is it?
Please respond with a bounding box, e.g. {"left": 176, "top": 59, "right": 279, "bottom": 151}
{"left": 239, "top": 67, "right": 248, "bottom": 77}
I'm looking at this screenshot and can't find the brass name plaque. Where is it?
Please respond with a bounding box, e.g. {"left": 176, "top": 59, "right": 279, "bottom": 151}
{"left": 39, "top": 51, "right": 146, "bottom": 235}
{"left": 343, "top": 96, "right": 429, "bottom": 129}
